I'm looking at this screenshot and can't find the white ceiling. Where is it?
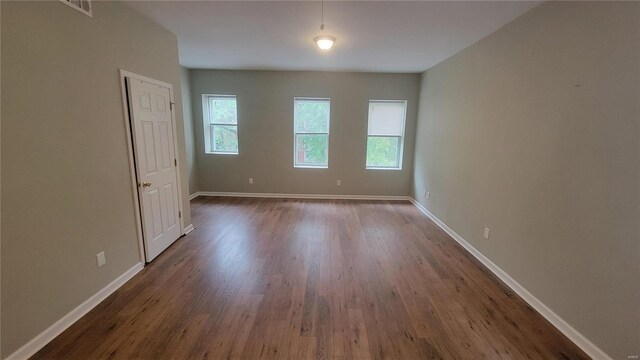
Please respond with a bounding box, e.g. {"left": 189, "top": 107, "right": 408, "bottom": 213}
{"left": 125, "top": 1, "right": 541, "bottom": 73}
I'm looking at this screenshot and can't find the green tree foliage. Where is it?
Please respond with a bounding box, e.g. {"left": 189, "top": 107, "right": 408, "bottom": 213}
{"left": 214, "top": 125, "right": 238, "bottom": 152}
{"left": 296, "top": 101, "right": 328, "bottom": 132}
{"left": 211, "top": 98, "right": 238, "bottom": 152}
{"left": 366, "top": 136, "right": 399, "bottom": 167}
{"left": 210, "top": 98, "right": 237, "bottom": 124}
{"left": 296, "top": 101, "right": 329, "bottom": 165}
{"left": 298, "top": 134, "right": 328, "bottom": 164}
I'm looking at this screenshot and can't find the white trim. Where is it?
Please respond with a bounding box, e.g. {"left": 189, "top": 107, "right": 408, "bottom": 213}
{"left": 189, "top": 193, "right": 200, "bottom": 200}
{"left": 167, "top": 84, "right": 187, "bottom": 241}
{"left": 408, "top": 198, "right": 612, "bottom": 360}
{"left": 365, "top": 99, "right": 407, "bottom": 171}
{"left": 193, "top": 191, "right": 409, "bottom": 201}
{"left": 118, "top": 70, "right": 146, "bottom": 264}
{"left": 292, "top": 164, "right": 329, "bottom": 169}
{"left": 202, "top": 94, "right": 239, "bottom": 155}
{"left": 5, "top": 262, "right": 144, "bottom": 360}
{"left": 184, "top": 224, "right": 195, "bottom": 235}
{"left": 293, "top": 97, "right": 331, "bottom": 169}
{"left": 365, "top": 167, "right": 403, "bottom": 171}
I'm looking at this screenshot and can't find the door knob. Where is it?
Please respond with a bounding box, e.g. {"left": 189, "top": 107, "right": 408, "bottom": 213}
{"left": 142, "top": 181, "right": 152, "bottom": 188}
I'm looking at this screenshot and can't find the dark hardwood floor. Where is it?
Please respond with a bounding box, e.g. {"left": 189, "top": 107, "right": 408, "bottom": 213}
{"left": 33, "top": 197, "right": 588, "bottom": 359}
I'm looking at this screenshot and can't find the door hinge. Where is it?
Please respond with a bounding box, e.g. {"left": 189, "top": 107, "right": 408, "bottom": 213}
{"left": 170, "top": 102, "right": 175, "bottom": 110}
{"left": 174, "top": 158, "right": 177, "bottom": 166}
{"left": 179, "top": 210, "right": 182, "bottom": 218}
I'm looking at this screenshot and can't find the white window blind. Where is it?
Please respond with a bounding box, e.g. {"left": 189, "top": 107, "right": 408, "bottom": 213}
{"left": 368, "top": 101, "right": 405, "bottom": 136}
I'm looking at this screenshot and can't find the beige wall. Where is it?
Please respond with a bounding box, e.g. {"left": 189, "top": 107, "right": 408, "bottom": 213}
{"left": 181, "top": 66, "right": 198, "bottom": 194}
{"left": 190, "top": 70, "right": 420, "bottom": 196}
{"left": 412, "top": 2, "right": 640, "bottom": 358}
{"left": 1, "top": 1, "right": 191, "bottom": 356}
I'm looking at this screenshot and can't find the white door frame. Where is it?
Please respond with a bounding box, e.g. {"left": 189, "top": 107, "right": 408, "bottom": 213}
{"left": 118, "top": 69, "right": 186, "bottom": 263}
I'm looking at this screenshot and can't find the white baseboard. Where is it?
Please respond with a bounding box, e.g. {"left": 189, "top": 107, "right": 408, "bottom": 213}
{"left": 408, "top": 198, "right": 611, "bottom": 360}
{"left": 183, "top": 224, "right": 195, "bottom": 235}
{"left": 192, "top": 191, "right": 410, "bottom": 201}
{"left": 5, "top": 262, "right": 144, "bottom": 360}
{"left": 189, "top": 192, "right": 199, "bottom": 200}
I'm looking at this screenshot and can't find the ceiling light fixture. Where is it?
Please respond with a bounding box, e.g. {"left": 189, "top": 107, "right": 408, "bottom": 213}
{"left": 314, "top": 0, "right": 335, "bottom": 50}
{"left": 314, "top": 35, "right": 336, "bottom": 50}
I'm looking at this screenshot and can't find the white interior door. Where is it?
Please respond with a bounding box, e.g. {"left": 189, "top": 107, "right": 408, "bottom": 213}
{"left": 127, "top": 78, "right": 181, "bottom": 262}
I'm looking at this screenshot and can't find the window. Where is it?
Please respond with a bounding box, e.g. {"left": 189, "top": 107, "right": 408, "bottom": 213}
{"left": 203, "top": 95, "right": 238, "bottom": 154}
{"left": 366, "top": 100, "right": 407, "bottom": 169}
{"left": 294, "top": 98, "right": 330, "bottom": 168}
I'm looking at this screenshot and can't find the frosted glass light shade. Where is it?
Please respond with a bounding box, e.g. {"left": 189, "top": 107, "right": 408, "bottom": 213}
{"left": 314, "top": 35, "right": 336, "bottom": 50}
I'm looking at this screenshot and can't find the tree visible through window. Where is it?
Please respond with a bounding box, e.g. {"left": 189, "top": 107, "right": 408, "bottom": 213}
{"left": 366, "top": 100, "right": 406, "bottom": 169}
{"left": 294, "top": 98, "right": 330, "bottom": 168}
{"left": 204, "top": 95, "right": 238, "bottom": 154}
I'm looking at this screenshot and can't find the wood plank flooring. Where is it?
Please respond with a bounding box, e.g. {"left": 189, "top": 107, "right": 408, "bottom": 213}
{"left": 33, "top": 197, "right": 589, "bottom": 359}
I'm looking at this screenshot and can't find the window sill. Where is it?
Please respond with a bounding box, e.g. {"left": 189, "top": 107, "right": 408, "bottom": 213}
{"left": 294, "top": 165, "right": 328, "bottom": 169}
{"left": 206, "top": 152, "right": 239, "bottom": 155}
{"left": 366, "top": 167, "right": 402, "bottom": 171}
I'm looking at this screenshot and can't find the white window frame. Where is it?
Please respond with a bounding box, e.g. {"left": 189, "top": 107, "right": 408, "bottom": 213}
{"left": 293, "top": 97, "right": 331, "bottom": 169}
{"left": 365, "top": 100, "right": 407, "bottom": 170}
{"left": 202, "top": 94, "right": 239, "bottom": 155}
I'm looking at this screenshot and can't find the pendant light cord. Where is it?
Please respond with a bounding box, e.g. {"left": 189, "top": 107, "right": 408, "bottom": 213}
{"left": 320, "top": 0, "right": 325, "bottom": 30}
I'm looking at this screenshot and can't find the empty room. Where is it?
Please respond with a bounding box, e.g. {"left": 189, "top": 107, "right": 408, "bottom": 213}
{"left": 1, "top": 0, "right": 638, "bottom": 359}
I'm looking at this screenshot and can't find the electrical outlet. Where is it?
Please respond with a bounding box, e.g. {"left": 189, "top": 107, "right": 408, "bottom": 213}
{"left": 336, "top": 179, "right": 341, "bottom": 186}
{"left": 427, "top": 191, "right": 431, "bottom": 199}
{"left": 249, "top": 177, "right": 254, "bottom": 184}
{"left": 483, "top": 227, "right": 490, "bottom": 239}
{"left": 96, "top": 252, "right": 106, "bottom": 267}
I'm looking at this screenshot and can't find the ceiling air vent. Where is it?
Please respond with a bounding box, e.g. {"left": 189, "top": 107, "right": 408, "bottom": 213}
{"left": 59, "top": 0, "right": 92, "bottom": 17}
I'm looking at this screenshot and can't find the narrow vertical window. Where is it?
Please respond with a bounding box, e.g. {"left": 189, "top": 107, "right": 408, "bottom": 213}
{"left": 203, "top": 95, "right": 238, "bottom": 154}
{"left": 366, "top": 100, "right": 407, "bottom": 169}
{"left": 294, "top": 98, "right": 330, "bottom": 168}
